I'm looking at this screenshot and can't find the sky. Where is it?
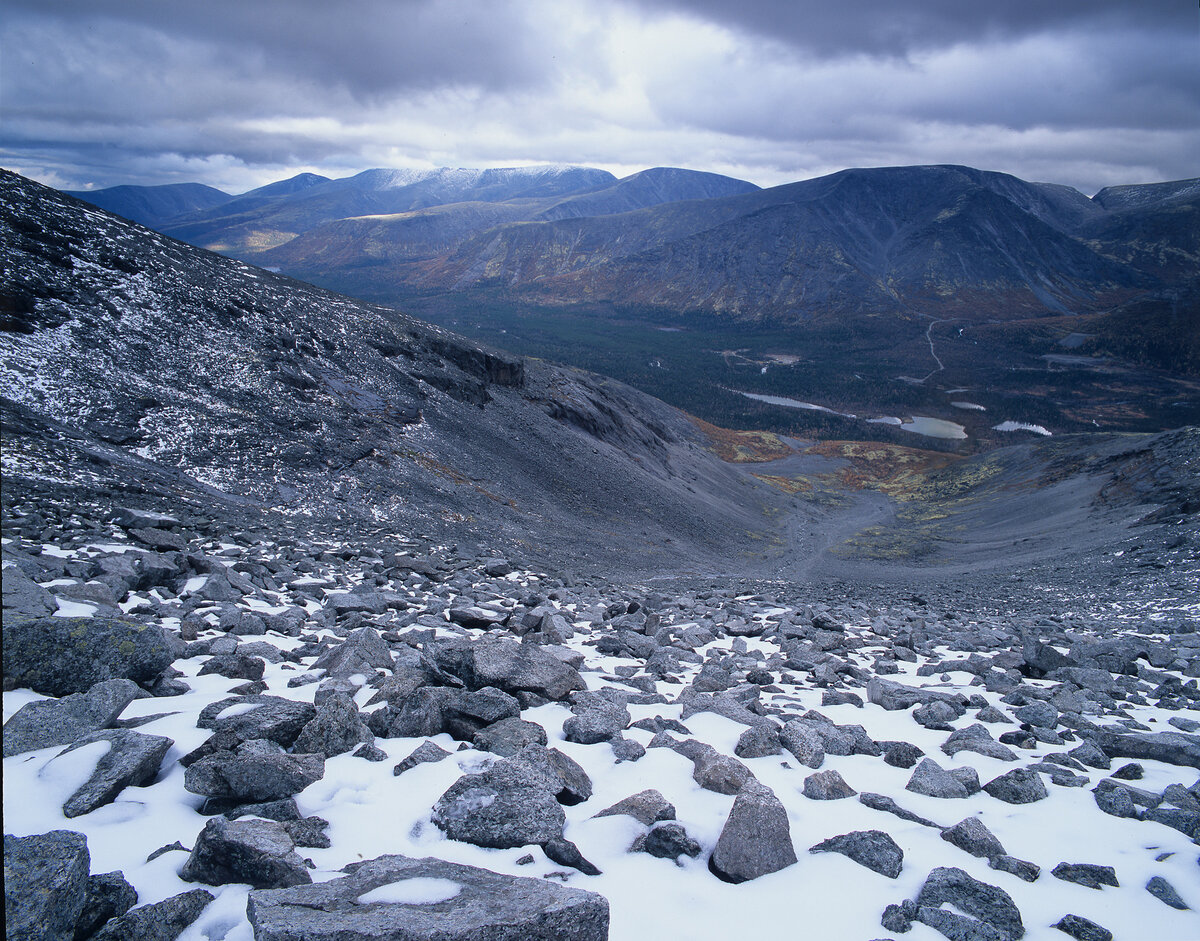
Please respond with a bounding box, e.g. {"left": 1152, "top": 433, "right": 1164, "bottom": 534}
{"left": 2, "top": 0, "right": 1197, "bottom": 197}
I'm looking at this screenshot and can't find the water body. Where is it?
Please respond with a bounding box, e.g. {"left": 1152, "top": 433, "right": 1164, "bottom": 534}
{"left": 900, "top": 416, "right": 968, "bottom": 439}
{"left": 732, "top": 390, "right": 967, "bottom": 439}
{"left": 994, "top": 421, "right": 1052, "bottom": 436}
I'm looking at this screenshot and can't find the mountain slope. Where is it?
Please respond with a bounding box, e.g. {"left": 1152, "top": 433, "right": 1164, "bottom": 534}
{"left": 0, "top": 170, "right": 778, "bottom": 575}
{"left": 64, "top": 182, "right": 232, "bottom": 228}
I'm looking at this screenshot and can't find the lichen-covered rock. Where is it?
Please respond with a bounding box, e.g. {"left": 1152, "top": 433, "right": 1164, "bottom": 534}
{"left": 2, "top": 678, "right": 140, "bottom": 757}
{"left": 247, "top": 854, "right": 609, "bottom": 941}
{"left": 180, "top": 817, "right": 312, "bottom": 889}
{"left": 3, "top": 830, "right": 90, "bottom": 941}
{"left": 2, "top": 616, "right": 174, "bottom": 697}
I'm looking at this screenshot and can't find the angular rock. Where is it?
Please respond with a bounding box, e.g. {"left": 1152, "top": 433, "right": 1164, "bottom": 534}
{"left": 803, "top": 769, "right": 856, "bottom": 800}
{"left": 942, "top": 817, "right": 1007, "bottom": 859}
{"left": 75, "top": 870, "right": 139, "bottom": 940}
{"left": 542, "top": 837, "right": 603, "bottom": 876}
{"left": 1145, "top": 875, "right": 1189, "bottom": 910}
{"left": 89, "top": 888, "right": 214, "bottom": 941}
{"left": 429, "top": 636, "right": 584, "bottom": 702}
{"left": 882, "top": 740, "right": 924, "bottom": 769}
{"left": 915, "top": 866, "right": 1025, "bottom": 941}
{"left": 473, "top": 717, "right": 548, "bottom": 757}
{"left": 1091, "top": 730, "right": 1200, "bottom": 770}
{"left": 1092, "top": 781, "right": 1139, "bottom": 818}
{"left": 734, "top": 724, "right": 782, "bottom": 758}
{"left": 2, "top": 616, "right": 175, "bottom": 697}
{"left": 642, "top": 823, "right": 701, "bottom": 860}
{"left": 907, "top": 758, "right": 969, "bottom": 799}
{"left": 779, "top": 720, "right": 825, "bottom": 769}
{"left": 247, "top": 854, "right": 609, "bottom": 941}
{"left": 594, "top": 789, "right": 676, "bottom": 826}
{"left": 432, "top": 757, "right": 567, "bottom": 849}
{"left": 1053, "top": 914, "right": 1112, "bottom": 941}
{"left": 292, "top": 691, "right": 373, "bottom": 758}
{"left": 3, "top": 830, "right": 90, "bottom": 941}
{"left": 868, "top": 677, "right": 967, "bottom": 713}
{"left": 3, "top": 566, "right": 58, "bottom": 617}
{"left": 942, "top": 724, "right": 1019, "bottom": 762}
{"left": 810, "top": 829, "right": 903, "bottom": 878}
{"left": 709, "top": 780, "right": 797, "bottom": 883}
{"left": 988, "top": 855, "right": 1041, "bottom": 883}
{"left": 312, "top": 626, "right": 394, "bottom": 678}
{"left": 393, "top": 740, "right": 452, "bottom": 776}
{"left": 184, "top": 752, "right": 324, "bottom": 802}
{"left": 180, "top": 817, "right": 312, "bottom": 889}
{"left": 447, "top": 605, "right": 509, "bottom": 630}
{"left": 563, "top": 701, "right": 629, "bottom": 745}
{"left": 197, "top": 654, "right": 265, "bottom": 681}
{"left": 1051, "top": 862, "right": 1119, "bottom": 890}
{"left": 687, "top": 743, "right": 755, "bottom": 795}
{"left": 54, "top": 729, "right": 172, "bottom": 818}
{"left": 859, "top": 792, "right": 943, "bottom": 829}
{"left": 196, "top": 695, "right": 316, "bottom": 748}
{"left": 983, "top": 768, "right": 1048, "bottom": 805}
{"left": 370, "top": 686, "right": 520, "bottom": 740}
{"left": 2, "top": 678, "right": 139, "bottom": 757}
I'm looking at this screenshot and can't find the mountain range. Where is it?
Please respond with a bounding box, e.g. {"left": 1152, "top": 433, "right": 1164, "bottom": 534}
{"left": 61, "top": 163, "right": 1200, "bottom": 450}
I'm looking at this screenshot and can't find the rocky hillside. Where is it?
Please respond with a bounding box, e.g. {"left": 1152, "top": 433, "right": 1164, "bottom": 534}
{"left": 0, "top": 170, "right": 780, "bottom": 577}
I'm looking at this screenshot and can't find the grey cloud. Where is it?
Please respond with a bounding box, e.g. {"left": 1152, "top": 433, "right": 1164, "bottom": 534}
{"left": 634, "top": 0, "right": 1192, "bottom": 57}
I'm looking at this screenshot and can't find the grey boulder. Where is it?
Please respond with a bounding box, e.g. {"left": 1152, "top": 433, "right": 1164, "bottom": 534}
{"left": 89, "top": 888, "right": 214, "bottom": 941}
{"left": 594, "top": 789, "right": 677, "bottom": 827}
{"left": 906, "top": 758, "right": 970, "bottom": 799}
{"left": 941, "top": 816, "right": 1007, "bottom": 859}
{"left": 196, "top": 695, "right": 316, "bottom": 748}
{"left": 292, "top": 691, "right": 374, "bottom": 758}
{"left": 2, "top": 616, "right": 175, "bottom": 697}
{"left": 2, "top": 678, "right": 139, "bottom": 757}
{"left": 51, "top": 729, "right": 173, "bottom": 818}
{"left": 184, "top": 751, "right": 325, "bottom": 802}
{"left": 247, "top": 854, "right": 609, "bottom": 941}
{"left": 3, "top": 830, "right": 90, "bottom": 941}
{"left": 983, "top": 768, "right": 1048, "bottom": 805}
{"left": 810, "top": 829, "right": 903, "bottom": 878}
{"left": 180, "top": 817, "right": 312, "bottom": 889}
{"left": 709, "top": 780, "right": 797, "bottom": 883}
{"left": 914, "top": 866, "right": 1025, "bottom": 941}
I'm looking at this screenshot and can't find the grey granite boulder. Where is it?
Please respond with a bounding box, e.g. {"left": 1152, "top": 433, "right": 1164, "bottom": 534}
{"left": 180, "top": 817, "right": 312, "bottom": 889}
{"left": 3, "top": 830, "right": 90, "bottom": 941}
{"left": 2, "top": 678, "right": 139, "bottom": 757}
{"left": 803, "top": 769, "right": 856, "bottom": 800}
{"left": 810, "top": 829, "right": 903, "bottom": 878}
{"left": 75, "top": 870, "right": 139, "bottom": 940}
{"left": 1145, "top": 875, "right": 1189, "bottom": 910}
{"left": 1051, "top": 862, "right": 1118, "bottom": 890}
{"left": 196, "top": 695, "right": 316, "bottom": 748}
{"left": 709, "top": 780, "right": 797, "bottom": 883}
{"left": 247, "top": 854, "right": 609, "bottom": 941}
{"left": 370, "top": 686, "right": 520, "bottom": 740}
{"left": 89, "top": 888, "right": 214, "bottom": 941}
{"left": 1052, "top": 913, "right": 1112, "bottom": 941}
{"left": 983, "top": 768, "right": 1048, "bottom": 805}
{"left": 393, "top": 740, "right": 452, "bottom": 776}
{"left": 2, "top": 567, "right": 57, "bottom": 617}
{"left": 292, "top": 691, "right": 374, "bottom": 758}
{"left": 915, "top": 866, "right": 1025, "bottom": 940}
{"left": 906, "top": 758, "right": 970, "bottom": 799}
{"left": 942, "top": 724, "right": 1019, "bottom": 762}
{"left": 1090, "top": 730, "right": 1200, "bottom": 770}
{"left": 430, "top": 636, "right": 584, "bottom": 703}
{"left": 432, "top": 755, "right": 567, "bottom": 849}
{"left": 2, "top": 616, "right": 175, "bottom": 697}
{"left": 594, "top": 789, "right": 676, "bottom": 826}
{"left": 472, "top": 717, "right": 548, "bottom": 757}
{"left": 563, "top": 701, "right": 629, "bottom": 745}
{"left": 312, "top": 626, "right": 395, "bottom": 678}
{"left": 184, "top": 751, "right": 324, "bottom": 802}
{"left": 641, "top": 822, "right": 702, "bottom": 860}
{"left": 942, "top": 816, "right": 1007, "bottom": 859}
{"left": 779, "top": 720, "right": 825, "bottom": 768}
{"left": 55, "top": 729, "right": 173, "bottom": 818}
{"left": 734, "top": 724, "right": 782, "bottom": 758}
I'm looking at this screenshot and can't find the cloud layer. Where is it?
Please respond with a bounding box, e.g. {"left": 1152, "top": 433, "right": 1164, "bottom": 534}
{"left": 2, "top": 0, "right": 1196, "bottom": 195}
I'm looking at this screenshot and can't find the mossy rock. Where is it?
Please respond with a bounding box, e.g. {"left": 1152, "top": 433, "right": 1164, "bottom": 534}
{"left": 2, "top": 616, "right": 174, "bottom": 696}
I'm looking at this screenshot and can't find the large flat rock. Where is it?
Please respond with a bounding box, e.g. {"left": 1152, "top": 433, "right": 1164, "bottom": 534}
{"left": 247, "top": 854, "right": 609, "bottom": 940}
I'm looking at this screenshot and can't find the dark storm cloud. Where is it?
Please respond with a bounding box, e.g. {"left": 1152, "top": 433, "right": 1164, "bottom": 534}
{"left": 637, "top": 0, "right": 1193, "bottom": 57}
{"left": 3, "top": 0, "right": 555, "bottom": 99}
